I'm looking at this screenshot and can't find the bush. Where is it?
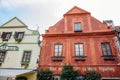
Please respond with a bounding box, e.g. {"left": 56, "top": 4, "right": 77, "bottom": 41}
{"left": 85, "top": 69, "right": 101, "bottom": 80}
{"left": 37, "top": 69, "right": 53, "bottom": 80}
{"left": 61, "top": 64, "right": 79, "bottom": 80}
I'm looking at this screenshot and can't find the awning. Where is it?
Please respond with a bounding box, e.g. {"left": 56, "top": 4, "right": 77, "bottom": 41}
{"left": 0, "top": 68, "right": 36, "bottom": 77}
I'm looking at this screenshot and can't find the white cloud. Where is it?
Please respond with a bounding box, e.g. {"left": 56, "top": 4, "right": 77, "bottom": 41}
{"left": 1, "top": 0, "right": 120, "bottom": 34}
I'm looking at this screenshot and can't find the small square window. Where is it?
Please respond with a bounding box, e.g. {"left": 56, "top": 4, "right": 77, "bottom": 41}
{"left": 74, "top": 22, "right": 82, "bottom": 32}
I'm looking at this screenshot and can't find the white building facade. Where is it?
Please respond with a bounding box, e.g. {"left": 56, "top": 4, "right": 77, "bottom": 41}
{"left": 0, "top": 17, "right": 40, "bottom": 80}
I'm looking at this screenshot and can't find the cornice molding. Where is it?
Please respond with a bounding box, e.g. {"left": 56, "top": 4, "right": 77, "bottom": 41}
{"left": 43, "top": 31, "right": 116, "bottom": 37}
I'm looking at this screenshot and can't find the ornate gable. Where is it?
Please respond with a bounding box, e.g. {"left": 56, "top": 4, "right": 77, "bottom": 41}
{"left": 64, "top": 6, "right": 90, "bottom": 15}
{"left": 1, "top": 17, "right": 27, "bottom": 27}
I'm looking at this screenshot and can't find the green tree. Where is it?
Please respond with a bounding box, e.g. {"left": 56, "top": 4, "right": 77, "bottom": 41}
{"left": 37, "top": 69, "right": 53, "bottom": 80}
{"left": 61, "top": 64, "right": 79, "bottom": 80}
{"left": 85, "top": 69, "right": 101, "bottom": 80}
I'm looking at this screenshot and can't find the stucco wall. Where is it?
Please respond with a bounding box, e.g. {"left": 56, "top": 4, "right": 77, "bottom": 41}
{"left": 0, "top": 27, "right": 40, "bottom": 69}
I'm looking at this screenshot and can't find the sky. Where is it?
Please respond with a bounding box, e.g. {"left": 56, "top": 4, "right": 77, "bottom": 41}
{"left": 0, "top": 0, "right": 120, "bottom": 34}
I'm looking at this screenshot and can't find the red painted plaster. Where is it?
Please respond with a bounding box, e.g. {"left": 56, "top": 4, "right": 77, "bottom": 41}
{"left": 39, "top": 6, "right": 120, "bottom": 78}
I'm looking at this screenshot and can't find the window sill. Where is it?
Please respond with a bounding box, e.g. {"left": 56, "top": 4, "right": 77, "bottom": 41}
{"left": 21, "top": 62, "right": 29, "bottom": 65}
{"left": 2, "top": 39, "right": 9, "bottom": 41}
{"left": 15, "top": 38, "right": 22, "bottom": 43}
{"left": 74, "top": 56, "right": 86, "bottom": 61}
{"left": 52, "top": 56, "right": 64, "bottom": 61}
{"left": 74, "top": 30, "right": 82, "bottom": 32}
{"left": 102, "top": 55, "right": 116, "bottom": 61}
{"left": 104, "top": 57, "right": 115, "bottom": 61}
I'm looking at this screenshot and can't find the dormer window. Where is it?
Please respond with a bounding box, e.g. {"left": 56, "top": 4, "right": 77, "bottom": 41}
{"left": 14, "top": 32, "right": 24, "bottom": 43}
{"left": 74, "top": 22, "right": 82, "bottom": 32}
{"left": 1, "top": 32, "right": 12, "bottom": 41}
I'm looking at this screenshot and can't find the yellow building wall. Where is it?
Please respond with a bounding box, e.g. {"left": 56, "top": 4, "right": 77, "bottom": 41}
{"left": 16, "top": 72, "right": 37, "bottom": 80}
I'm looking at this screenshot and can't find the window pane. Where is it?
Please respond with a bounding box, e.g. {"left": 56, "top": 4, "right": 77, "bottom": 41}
{"left": 80, "top": 51, "right": 84, "bottom": 55}
{"left": 58, "top": 52, "right": 62, "bottom": 56}
{"left": 59, "top": 45, "right": 62, "bottom": 48}
{"left": 107, "top": 51, "right": 112, "bottom": 55}
{"left": 59, "top": 49, "right": 62, "bottom": 52}
{"left": 76, "top": 51, "right": 79, "bottom": 56}
{"left": 75, "top": 44, "right": 79, "bottom": 48}
{"left": 55, "top": 52, "right": 58, "bottom": 56}
{"left": 75, "top": 48, "right": 79, "bottom": 51}
{"left": 80, "top": 44, "right": 83, "bottom": 48}
{"left": 80, "top": 49, "right": 83, "bottom": 51}
{"left": 102, "top": 48, "right": 107, "bottom": 55}
{"left": 6, "top": 34, "right": 11, "bottom": 39}
{"left": 55, "top": 49, "right": 58, "bottom": 53}
{"left": 55, "top": 45, "right": 59, "bottom": 49}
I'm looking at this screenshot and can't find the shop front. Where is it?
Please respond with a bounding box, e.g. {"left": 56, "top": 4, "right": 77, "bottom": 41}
{"left": 0, "top": 68, "right": 36, "bottom": 80}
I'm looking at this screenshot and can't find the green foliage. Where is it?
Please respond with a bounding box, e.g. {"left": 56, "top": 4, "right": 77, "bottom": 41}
{"left": 85, "top": 69, "right": 101, "bottom": 80}
{"left": 16, "top": 76, "right": 27, "bottom": 80}
{"left": 15, "top": 38, "right": 22, "bottom": 43}
{"left": 37, "top": 69, "right": 53, "bottom": 80}
{"left": 61, "top": 65, "right": 79, "bottom": 80}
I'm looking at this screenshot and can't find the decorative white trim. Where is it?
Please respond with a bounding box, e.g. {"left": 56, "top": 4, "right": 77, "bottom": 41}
{"left": 101, "top": 77, "right": 120, "bottom": 80}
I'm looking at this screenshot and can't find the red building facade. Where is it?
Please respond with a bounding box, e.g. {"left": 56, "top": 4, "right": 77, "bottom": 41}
{"left": 39, "top": 6, "right": 120, "bottom": 80}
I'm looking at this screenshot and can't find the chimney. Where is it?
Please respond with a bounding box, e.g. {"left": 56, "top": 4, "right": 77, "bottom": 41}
{"left": 103, "top": 20, "right": 114, "bottom": 27}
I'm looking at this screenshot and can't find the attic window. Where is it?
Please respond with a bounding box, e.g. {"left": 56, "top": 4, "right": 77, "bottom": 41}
{"left": 1, "top": 32, "right": 12, "bottom": 41}
{"left": 14, "top": 32, "right": 24, "bottom": 43}
{"left": 74, "top": 22, "right": 82, "bottom": 32}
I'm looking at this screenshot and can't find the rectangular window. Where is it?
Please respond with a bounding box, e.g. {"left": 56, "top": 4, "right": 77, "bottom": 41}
{"left": 22, "top": 51, "right": 31, "bottom": 63}
{"left": 1, "top": 32, "right": 12, "bottom": 41}
{"left": 75, "top": 43, "right": 84, "bottom": 56}
{"left": 101, "top": 42, "right": 112, "bottom": 56}
{"left": 0, "top": 52, "right": 6, "bottom": 62}
{"left": 54, "top": 44, "right": 62, "bottom": 56}
{"left": 74, "top": 22, "right": 82, "bottom": 32}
